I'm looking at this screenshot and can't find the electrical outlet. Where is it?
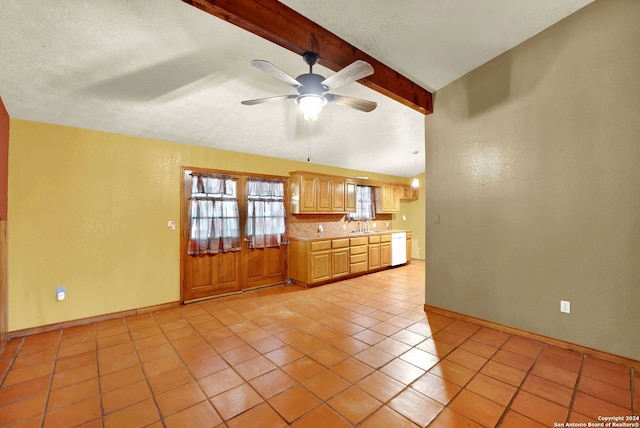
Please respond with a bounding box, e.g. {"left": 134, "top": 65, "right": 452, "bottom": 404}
{"left": 560, "top": 300, "right": 570, "bottom": 314}
{"left": 56, "top": 286, "right": 66, "bottom": 301}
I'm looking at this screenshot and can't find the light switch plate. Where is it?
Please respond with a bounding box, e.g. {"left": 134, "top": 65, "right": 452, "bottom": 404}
{"left": 560, "top": 300, "right": 571, "bottom": 314}
{"left": 167, "top": 221, "right": 176, "bottom": 230}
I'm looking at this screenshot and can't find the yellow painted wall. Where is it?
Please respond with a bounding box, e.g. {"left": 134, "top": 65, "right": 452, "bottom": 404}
{"left": 399, "top": 173, "right": 425, "bottom": 259}
{"left": 7, "top": 119, "right": 423, "bottom": 331}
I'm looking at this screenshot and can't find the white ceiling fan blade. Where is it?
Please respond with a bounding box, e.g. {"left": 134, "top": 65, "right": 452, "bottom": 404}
{"left": 321, "top": 60, "right": 374, "bottom": 91}
{"left": 325, "top": 94, "right": 377, "bottom": 112}
{"left": 241, "top": 94, "right": 297, "bottom": 105}
{"left": 250, "top": 60, "right": 302, "bottom": 87}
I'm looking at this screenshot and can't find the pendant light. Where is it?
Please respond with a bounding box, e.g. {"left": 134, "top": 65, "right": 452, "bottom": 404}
{"left": 411, "top": 151, "right": 420, "bottom": 188}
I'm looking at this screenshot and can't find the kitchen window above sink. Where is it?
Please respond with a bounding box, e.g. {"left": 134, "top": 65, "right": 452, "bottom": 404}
{"left": 347, "top": 186, "right": 375, "bottom": 221}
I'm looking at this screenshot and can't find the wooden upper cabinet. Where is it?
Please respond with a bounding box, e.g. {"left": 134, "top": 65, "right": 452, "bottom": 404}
{"left": 400, "top": 185, "right": 419, "bottom": 201}
{"left": 290, "top": 172, "right": 356, "bottom": 214}
{"left": 317, "top": 175, "right": 332, "bottom": 212}
{"left": 290, "top": 172, "right": 317, "bottom": 213}
{"left": 291, "top": 172, "right": 414, "bottom": 215}
{"left": 331, "top": 179, "right": 346, "bottom": 212}
{"left": 376, "top": 184, "right": 401, "bottom": 213}
{"left": 345, "top": 180, "right": 356, "bottom": 212}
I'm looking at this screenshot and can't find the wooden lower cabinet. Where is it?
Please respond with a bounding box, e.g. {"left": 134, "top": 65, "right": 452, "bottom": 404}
{"left": 309, "top": 250, "right": 331, "bottom": 283}
{"left": 406, "top": 232, "right": 412, "bottom": 262}
{"left": 380, "top": 234, "right": 392, "bottom": 267}
{"left": 350, "top": 237, "right": 368, "bottom": 275}
{"left": 331, "top": 238, "right": 350, "bottom": 279}
{"left": 290, "top": 238, "right": 349, "bottom": 285}
{"left": 368, "top": 235, "right": 380, "bottom": 270}
{"left": 289, "top": 232, "right": 407, "bottom": 286}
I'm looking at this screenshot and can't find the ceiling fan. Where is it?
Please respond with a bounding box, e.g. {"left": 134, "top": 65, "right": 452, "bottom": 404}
{"left": 241, "top": 52, "right": 377, "bottom": 121}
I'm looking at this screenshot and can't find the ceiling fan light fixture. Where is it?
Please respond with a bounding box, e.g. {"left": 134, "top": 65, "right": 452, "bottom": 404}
{"left": 296, "top": 94, "right": 327, "bottom": 121}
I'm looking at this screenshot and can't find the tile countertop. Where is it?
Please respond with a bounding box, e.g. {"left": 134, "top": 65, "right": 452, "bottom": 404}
{"left": 289, "top": 230, "right": 411, "bottom": 242}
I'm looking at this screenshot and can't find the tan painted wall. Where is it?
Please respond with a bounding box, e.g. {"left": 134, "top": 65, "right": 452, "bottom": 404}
{"left": 7, "top": 119, "right": 423, "bottom": 331}
{"left": 425, "top": 0, "right": 640, "bottom": 360}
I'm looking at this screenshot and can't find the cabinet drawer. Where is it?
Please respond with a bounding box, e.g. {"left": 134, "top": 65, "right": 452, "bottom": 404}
{"left": 380, "top": 234, "right": 391, "bottom": 243}
{"left": 350, "top": 245, "right": 367, "bottom": 255}
{"left": 350, "top": 262, "right": 368, "bottom": 274}
{"left": 350, "top": 237, "right": 368, "bottom": 246}
{"left": 310, "top": 241, "right": 331, "bottom": 251}
{"left": 350, "top": 254, "right": 367, "bottom": 264}
{"left": 368, "top": 235, "right": 380, "bottom": 244}
{"left": 332, "top": 238, "right": 349, "bottom": 249}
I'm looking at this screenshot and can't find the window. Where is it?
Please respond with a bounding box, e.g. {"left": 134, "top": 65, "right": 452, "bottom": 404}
{"left": 187, "top": 174, "right": 240, "bottom": 254}
{"left": 348, "top": 185, "right": 375, "bottom": 220}
{"left": 246, "top": 178, "right": 288, "bottom": 248}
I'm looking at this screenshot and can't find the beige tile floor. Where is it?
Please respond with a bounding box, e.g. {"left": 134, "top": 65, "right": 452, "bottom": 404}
{"left": 0, "top": 260, "right": 638, "bottom": 427}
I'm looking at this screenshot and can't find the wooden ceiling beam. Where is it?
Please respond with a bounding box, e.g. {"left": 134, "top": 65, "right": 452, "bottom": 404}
{"left": 181, "top": 0, "right": 433, "bottom": 115}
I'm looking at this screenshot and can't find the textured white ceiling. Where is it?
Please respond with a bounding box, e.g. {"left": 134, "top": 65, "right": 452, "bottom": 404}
{"left": 0, "top": 0, "right": 594, "bottom": 176}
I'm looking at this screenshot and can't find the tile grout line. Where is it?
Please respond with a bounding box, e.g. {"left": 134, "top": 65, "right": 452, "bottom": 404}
{"left": 354, "top": 316, "right": 451, "bottom": 427}
{"left": 91, "top": 323, "right": 104, "bottom": 428}
{"left": 160, "top": 302, "right": 273, "bottom": 425}
{"left": 39, "top": 329, "right": 63, "bottom": 428}
{"left": 122, "top": 315, "right": 167, "bottom": 426}
{"left": 566, "top": 353, "right": 587, "bottom": 423}
{"left": 631, "top": 367, "right": 636, "bottom": 415}
{"left": 0, "top": 336, "right": 24, "bottom": 386}
{"left": 494, "top": 339, "right": 546, "bottom": 427}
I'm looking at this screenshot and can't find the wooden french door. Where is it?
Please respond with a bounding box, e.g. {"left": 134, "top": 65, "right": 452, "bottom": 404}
{"left": 180, "top": 168, "right": 288, "bottom": 303}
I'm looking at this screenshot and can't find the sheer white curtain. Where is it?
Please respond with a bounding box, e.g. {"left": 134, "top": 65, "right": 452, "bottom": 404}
{"left": 187, "top": 174, "right": 240, "bottom": 254}
{"left": 246, "top": 178, "right": 288, "bottom": 248}
{"left": 348, "top": 185, "right": 375, "bottom": 220}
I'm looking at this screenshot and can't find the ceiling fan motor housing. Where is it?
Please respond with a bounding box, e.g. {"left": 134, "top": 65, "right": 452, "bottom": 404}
{"left": 296, "top": 73, "right": 327, "bottom": 95}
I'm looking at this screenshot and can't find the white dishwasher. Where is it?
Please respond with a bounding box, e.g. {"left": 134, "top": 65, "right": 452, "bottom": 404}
{"left": 391, "top": 232, "right": 407, "bottom": 266}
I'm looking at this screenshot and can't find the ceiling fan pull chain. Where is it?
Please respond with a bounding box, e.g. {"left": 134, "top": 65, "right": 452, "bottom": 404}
{"left": 307, "top": 120, "right": 311, "bottom": 162}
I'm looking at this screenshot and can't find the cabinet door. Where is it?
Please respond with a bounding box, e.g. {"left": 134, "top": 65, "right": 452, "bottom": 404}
{"left": 300, "top": 174, "right": 317, "bottom": 212}
{"left": 381, "top": 185, "right": 392, "bottom": 212}
{"left": 368, "top": 243, "right": 380, "bottom": 269}
{"left": 401, "top": 185, "right": 411, "bottom": 200}
{"left": 377, "top": 184, "right": 400, "bottom": 213}
{"left": 406, "top": 238, "right": 412, "bottom": 262}
{"left": 345, "top": 181, "right": 356, "bottom": 212}
{"left": 316, "top": 176, "right": 332, "bottom": 212}
{"left": 400, "top": 185, "right": 419, "bottom": 201}
{"left": 310, "top": 250, "right": 331, "bottom": 283}
{"left": 391, "top": 185, "right": 401, "bottom": 211}
{"left": 332, "top": 249, "right": 349, "bottom": 278}
{"left": 331, "top": 180, "right": 346, "bottom": 212}
{"left": 410, "top": 186, "right": 419, "bottom": 201}
{"left": 381, "top": 242, "right": 392, "bottom": 267}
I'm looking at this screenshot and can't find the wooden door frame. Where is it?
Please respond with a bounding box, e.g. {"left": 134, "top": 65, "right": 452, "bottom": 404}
{"left": 180, "top": 166, "right": 290, "bottom": 303}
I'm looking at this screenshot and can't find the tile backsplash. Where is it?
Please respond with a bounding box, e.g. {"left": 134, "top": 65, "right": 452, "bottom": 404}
{"left": 288, "top": 213, "right": 393, "bottom": 237}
